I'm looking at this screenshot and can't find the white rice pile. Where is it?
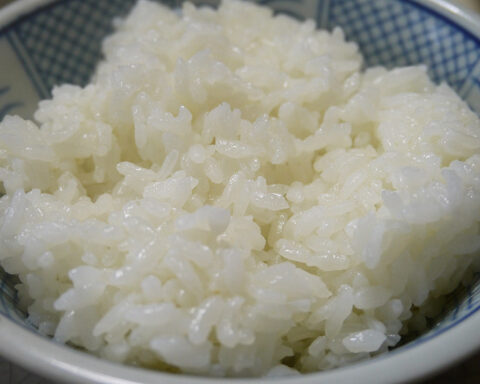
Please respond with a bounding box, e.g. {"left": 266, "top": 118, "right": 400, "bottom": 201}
{"left": 0, "top": 0, "right": 480, "bottom": 376}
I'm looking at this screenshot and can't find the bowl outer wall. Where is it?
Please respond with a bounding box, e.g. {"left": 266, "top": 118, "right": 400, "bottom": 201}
{"left": 0, "top": 0, "right": 480, "bottom": 383}
{"left": 1, "top": 309, "right": 480, "bottom": 384}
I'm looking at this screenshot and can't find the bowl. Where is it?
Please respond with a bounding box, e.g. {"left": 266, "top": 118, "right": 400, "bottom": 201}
{"left": 0, "top": 0, "right": 479, "bottom": 383}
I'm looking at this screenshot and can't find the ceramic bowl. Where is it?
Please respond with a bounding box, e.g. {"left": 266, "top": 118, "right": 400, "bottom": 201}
{"left": 0, "top": 0, "right": 479, "bottom": 383}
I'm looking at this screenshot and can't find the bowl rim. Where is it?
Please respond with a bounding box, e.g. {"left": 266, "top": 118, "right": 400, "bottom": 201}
{"left": 0, "top": 0, "right": 480, "bottom": 383}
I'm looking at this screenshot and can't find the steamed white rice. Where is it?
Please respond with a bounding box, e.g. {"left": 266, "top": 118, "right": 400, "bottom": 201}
{"left": 0, "top": 0, "right": 479, "bottom": 376}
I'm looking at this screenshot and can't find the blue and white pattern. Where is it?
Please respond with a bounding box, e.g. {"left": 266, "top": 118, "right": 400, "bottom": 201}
{"left": 0, "top": 0, "right": 479, "bottom": 354}
{"left": 11, "top": 0, "right": 136, "bottom": 92}
{"left": 326, "top": 0, "right": 480, "bottom": 111}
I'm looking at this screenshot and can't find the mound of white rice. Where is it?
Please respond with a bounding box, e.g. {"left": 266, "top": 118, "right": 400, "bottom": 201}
{"left": 0, "top": 0, "right": 480, "bottom": 376}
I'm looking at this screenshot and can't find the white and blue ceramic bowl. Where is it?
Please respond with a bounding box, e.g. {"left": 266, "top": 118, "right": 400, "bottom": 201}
{"left": 0, "top": 0, "right": 479, "bottom": 383}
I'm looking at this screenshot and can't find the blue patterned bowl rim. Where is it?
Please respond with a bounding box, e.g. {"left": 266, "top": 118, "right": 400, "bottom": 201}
{"left": 0, "top": 0, "right": 479, "bottom": 383}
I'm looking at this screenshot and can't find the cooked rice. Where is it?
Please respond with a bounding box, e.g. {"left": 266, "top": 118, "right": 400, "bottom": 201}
{"left": 0, "top": 0, "right": 479, "bottom": 376}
